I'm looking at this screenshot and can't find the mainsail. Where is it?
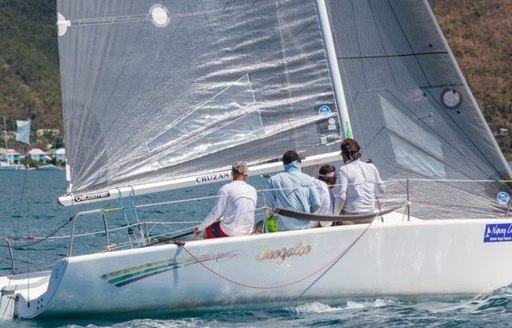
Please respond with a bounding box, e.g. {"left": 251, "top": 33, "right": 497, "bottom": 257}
{"left": 326, "top": 0, "right": 512, "bottom": 218}
{"left": 57, "top": 0, "right": 342, "bottom": 203}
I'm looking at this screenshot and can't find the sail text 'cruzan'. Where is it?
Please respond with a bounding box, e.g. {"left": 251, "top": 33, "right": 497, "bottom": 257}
{"left": 196, "top": 172, "right": 230, "bottom": 184}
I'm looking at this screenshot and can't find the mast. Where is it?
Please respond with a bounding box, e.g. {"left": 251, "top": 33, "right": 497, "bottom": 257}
{"left": 2, "top": 116, "right": 7, "bottom": 149}
{"left": 316, "top": 0, "right": 352, "bottom": 139}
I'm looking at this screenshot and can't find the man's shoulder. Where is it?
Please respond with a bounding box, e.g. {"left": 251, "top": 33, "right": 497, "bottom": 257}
{"left": 313, "top": 178, "right": 328, "bottom": 192}
{"left": 268, "top": 172, "right": 284, "bottom": 182}
{"left": 226, "top": 180, "right": 257, "bottom": 191}
{"left": 291, "top": 172, "right": 315, "bottom": 187}
{"left": 360, "top": 160, "right": 378, "bottom": 171}
{"left": 219, "top": 182, "right": 233, "bottom": 192}
{"left": 343, "top": 159, "right": 372, "bottom": 169}
{"left": 244, "top": 183, "right": 257, "bottom": 192}
{"left": 313, "top": 177, "right": 327, "bottom": 186}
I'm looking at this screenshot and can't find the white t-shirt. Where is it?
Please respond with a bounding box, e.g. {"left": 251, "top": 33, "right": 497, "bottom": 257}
{"left": 310, "top": 178, "right": 334, "bottom": 228}
{"left": 198, "top": 180, "right": 257, "bottom": 236}
{"left": 333, "top": 159, "right": 385, "bottom": 214}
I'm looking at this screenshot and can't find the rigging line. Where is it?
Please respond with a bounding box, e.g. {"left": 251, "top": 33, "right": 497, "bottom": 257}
{"left": 3, "top": 220, "right": 177, "bottom": 244}
{"left": 105, "top": 187, "right": 307, "bottom": 212}
{"left": 143, "top": 230, "right": 195, "bottom": 247}
{"left": 120, "top": 193, "right": 230, "bottom": 210}
{"left": 300, "top": 218, "right": 376, "bottom": 297}
{"left": 386, "top": 178, "right": 510, "bottom": 183}
{"left": 5, "top": 217, "right": 73, "bottom": 250}
{"left": 301, "top": 186, "right": 402, "bottom": 296}
{"left": 117, "top": 188, "right": 131, "bottom": 227}
{"left": 396, "top": 178, "right": 511, "bottom": 205}
{"left": 15, "top": 158, "right": 30, "bottom": 240}
{"left": 123, "top": 186, "right": 140, "bottom": 223}
{"left": 14, "top": 143, "right": 33, "bottom": 301}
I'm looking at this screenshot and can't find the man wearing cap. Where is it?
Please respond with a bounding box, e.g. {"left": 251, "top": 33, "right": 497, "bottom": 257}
{"left": 260, "top": 150, "right": 320, "bottom": 232}
{"left": 194, "top": 161, "right": 257, "bottom": 238}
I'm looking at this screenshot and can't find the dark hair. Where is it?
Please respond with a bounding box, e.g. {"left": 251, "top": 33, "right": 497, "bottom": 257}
{"left": 282, "top": 150, "right": 303, "bottom": 165}
{"left": 340, "top": 138, "right": 361, "bottom": 161}
{"left": 318, "top": 164, "right": 336, "bottom": 182}
{"left": 319, "top": 164, "right": 335, "bottom": 175}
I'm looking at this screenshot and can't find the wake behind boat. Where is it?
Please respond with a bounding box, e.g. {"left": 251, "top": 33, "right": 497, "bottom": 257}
{"left": 1, "top": 0, "right": 512, "bottom": 320}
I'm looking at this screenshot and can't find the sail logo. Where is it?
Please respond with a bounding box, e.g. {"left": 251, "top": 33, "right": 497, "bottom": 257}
{"left": 496, "top": 191, "right": 511, "bottom": 206}
{"left": 73, "top": 191, "right": 110, "bottom": 202}
{"left": 256, "top": 241, "right": 311, "bottom": 264}
{"left": 318, "top": 105, "right": 332, "bottom": 117}
{"left": 196, "top": 172, "right": 230, "bottom": 184}
{"left": 483, "top": 223, "right": 512, "bottom": 243}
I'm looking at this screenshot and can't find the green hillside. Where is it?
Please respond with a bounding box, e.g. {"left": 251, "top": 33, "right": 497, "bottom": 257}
{"left": 0, "top": 0, "right": 511, "bottom": 160}
{"left": 430, "top": 0, "right": 512, "bottom": 160}
{"left": 0, "top": 0, "right": 61, "bottom": 148}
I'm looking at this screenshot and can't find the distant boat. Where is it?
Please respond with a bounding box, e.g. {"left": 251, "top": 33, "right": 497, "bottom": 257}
{"left": 0, "top": 0, "right": 511, "bottom": 321}
{"left": 1, "top": 116, "right": 30, "bottom": 170}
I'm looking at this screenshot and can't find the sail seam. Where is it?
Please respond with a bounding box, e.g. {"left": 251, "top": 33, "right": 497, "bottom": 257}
{"left": 342, "top": 52, "right": 447, "bottom": 60}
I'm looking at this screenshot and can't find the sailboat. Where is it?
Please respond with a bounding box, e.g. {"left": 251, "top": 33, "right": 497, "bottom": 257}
{"left": 0, "top": 118, "right": 29, "bottom": 170}
{"left": 1, "top": 0, "right": 511, "bottom": 320}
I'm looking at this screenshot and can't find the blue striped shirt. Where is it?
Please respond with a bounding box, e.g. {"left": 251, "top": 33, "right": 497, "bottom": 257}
{"left": 265, "top": 161, "right": 320, "bottom": 231}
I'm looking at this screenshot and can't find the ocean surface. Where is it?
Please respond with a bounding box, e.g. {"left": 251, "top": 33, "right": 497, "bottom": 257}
{"left": 2, "top": 170, "right": 512, "bottom": 328}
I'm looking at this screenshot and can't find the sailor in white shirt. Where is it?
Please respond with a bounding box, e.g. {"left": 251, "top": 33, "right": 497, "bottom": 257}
{"left": 310, "top": 164, "right": 336, "bottom": 228}
{"left": 194, "top": 161, "right": 257, "bottom": 238}
{"left": 334, "top": 138, "right": 385, "bottom": 215}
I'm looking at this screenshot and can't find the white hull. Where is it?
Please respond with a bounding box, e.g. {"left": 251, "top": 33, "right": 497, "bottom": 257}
{"left": 2, "top": 213, "right": 512, "bottom": 319}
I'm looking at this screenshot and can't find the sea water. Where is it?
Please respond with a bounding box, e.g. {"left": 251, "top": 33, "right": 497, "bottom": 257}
{"left": 1, "top": 170, "right": 512, "bottom": 328}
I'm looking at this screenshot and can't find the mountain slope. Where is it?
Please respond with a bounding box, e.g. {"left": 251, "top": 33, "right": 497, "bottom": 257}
{"left": 430, "top": 0, "right": 512, "bottom": 159}
{"left": 0, "top": 0, "right": 60, "bottom": 135}
{"left": 0, "top": 0, "right": 510, "bottom": 159}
